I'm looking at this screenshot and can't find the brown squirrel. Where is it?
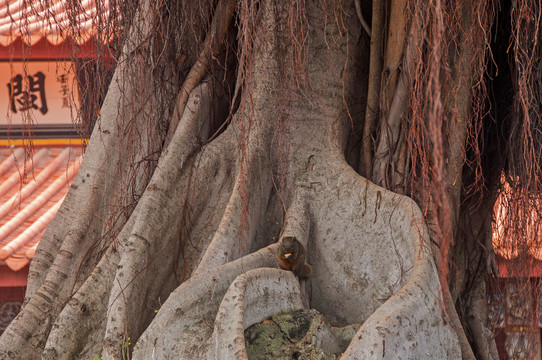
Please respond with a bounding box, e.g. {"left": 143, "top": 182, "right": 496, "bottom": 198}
{"left": 276, "top": 236, "right": 312, "bottom": 278}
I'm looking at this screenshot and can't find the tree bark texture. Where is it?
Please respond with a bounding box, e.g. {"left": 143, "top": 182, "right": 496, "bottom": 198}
{"left": 0, "top": 0, "right": 490, "bottom": 359}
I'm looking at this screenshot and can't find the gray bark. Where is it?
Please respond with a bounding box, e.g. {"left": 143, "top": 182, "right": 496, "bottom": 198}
{"left": 0, "top": 0, "right": 465, "bottom": 359}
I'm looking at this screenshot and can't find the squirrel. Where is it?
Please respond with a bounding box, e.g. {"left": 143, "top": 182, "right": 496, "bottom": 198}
{"left": 276, "top": 236, "right": 312, "bottom": 278}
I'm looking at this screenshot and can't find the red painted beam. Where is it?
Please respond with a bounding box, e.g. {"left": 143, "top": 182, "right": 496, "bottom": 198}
{"left": 0, "top": 37, "right": 115, "bottom": 60}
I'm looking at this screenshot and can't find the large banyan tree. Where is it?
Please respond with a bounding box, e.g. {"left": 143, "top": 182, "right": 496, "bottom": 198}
{"left": 1, "top": 0, "right": 541, "bottom": 358}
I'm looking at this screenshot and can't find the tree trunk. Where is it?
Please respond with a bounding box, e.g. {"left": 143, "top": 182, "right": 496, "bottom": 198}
{"left": 0, "top": 0, "right": 473, "bottom": 359}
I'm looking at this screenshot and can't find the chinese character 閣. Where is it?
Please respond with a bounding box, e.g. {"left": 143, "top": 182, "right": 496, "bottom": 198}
{"left": 7, "top": 72, "right": 48, "bottom": 115}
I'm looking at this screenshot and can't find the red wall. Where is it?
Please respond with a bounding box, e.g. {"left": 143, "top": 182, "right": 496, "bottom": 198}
{"left": 0, "top": 265, "right": 28, "bottom": 288}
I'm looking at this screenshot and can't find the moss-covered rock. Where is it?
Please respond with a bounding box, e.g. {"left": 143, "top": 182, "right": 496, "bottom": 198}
{"left": 273, "top": 308, "right": 318, "bottom": 343}
{"left": 245, "top": 321, "right": 291, "bottom": 360}
{"left": 245, "top": 308, "right": 360, "bottom": 360}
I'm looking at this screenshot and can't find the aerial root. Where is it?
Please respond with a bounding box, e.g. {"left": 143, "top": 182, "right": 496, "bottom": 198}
{"left": 277, "top": 190, "right": 312, "bottom": 306}
{"left": 100, "top": 86, "right": 235, "bottom": 357}
{"left": 360, "top": 0, "right": 385, "bottom": 178}
{"left": 193, "top": 133, "right": 274, "bottom": 275}
{"left": 467, "top": 311, "right": 499, "bottom": 360}
{"left": 40, "top": 81, "right": 236, "bottom": 360}
{"left": 43, "top": 247, "right": 121, "bottom": 360}
{"left": 280, "top": 190, "right": 310, "bottom": 248}
{"left": 165, "top": 0, "right": 237, "bottom": 145}
{"left": 340, "top": 226, "right": 461, "bottom": 359}
{"left": 336, "top": 162, "right": 461, "bottom": 358}
{"left": 354, "top": 0, "right": 371, "bottom": 36}
{"left": 372, "top": 32, "right": 413, "bottom": 189}
{"left": 132, "top": 244, "right": 279, "bottom": 359}
{"left": 208, "top": 268, "right": 304, "bottom": 359}
{"left": 165, "top": 81, "right": 221, "bottom": 168}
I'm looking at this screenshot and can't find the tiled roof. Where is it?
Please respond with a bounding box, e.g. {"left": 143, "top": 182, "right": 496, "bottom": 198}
{"left": 0, "top": 0, "right": 113, "bottom": 46}
{"left": 0, "top": 145, "right": 81, "bottom": 271}
{"left": 492, "top": 181, "right": 542, "bottom": 262}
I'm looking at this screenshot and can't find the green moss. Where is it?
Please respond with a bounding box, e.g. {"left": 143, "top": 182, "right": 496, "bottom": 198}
{"left": 245, "top": 322, "right": 291, "bottom": 360}
{"left": 272, "top": 308, "right": 318, "bottom": 343}
{"left": 245, "top": 308, "right": 359, "bottom": 359}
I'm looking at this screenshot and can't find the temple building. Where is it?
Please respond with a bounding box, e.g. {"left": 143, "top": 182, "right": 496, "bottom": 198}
{"left": 0, "top": 0, "right": 111, "bottom": 334}
{"left": 491, "top": 180, "right": 542, "bottom": 360}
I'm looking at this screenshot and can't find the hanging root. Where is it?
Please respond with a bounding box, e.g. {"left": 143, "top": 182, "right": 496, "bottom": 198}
{"left": 43, "top": 247, "right": 122, "bottom": 359}
{"left": 0, "top": 59, "right": 155, "bottom": 360}
{"left": 129, "top": 149, "right": 464, "bottom": 359}
{"left": 280, "top": 190, "right": 310, "bottom": 247}
{"left": 132, "top": 244, "right": 278, "bottom": 359}
{"left": 99, "top": 87, "right": 237, "bottom": 357}
{"left": 165, "top": 0, "right": 237, "bottom": 145}
{"left": 372, "top": 30, "right": 413, "bottom": 190}
{"left": 193, "top": 124, "right": 275, "bottom": 275}
{"left": 276, "top": 191, "right": 312, "bottom": 304}
{"left": 340, "top": 233, "right": 461, "bottom": 359}
{"left": 35, "top": 79, "right": 235, "bottom": 359}
{"left": 354, "top": 0, "right": 371, "bottom": 36}
{"left": 360, "top": 0, "right": 385, "bottom": 178}
{"left": 208, "top": 268, "right": 304, "bottom": 359}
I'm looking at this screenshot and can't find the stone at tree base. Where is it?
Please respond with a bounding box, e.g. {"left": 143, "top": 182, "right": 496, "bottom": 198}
{"left": 245, "top": 308, "right": 361, "bottom": 359}
{"left": 244, "top": 322, "right": 292, "bottom": 359}
{"left": 273, "top": 308, "right": 318, "bottom": 342}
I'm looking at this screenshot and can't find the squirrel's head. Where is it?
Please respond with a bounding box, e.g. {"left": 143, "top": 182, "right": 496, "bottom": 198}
{"left": 281, "top": 236, "right": 299, "bottom": 257}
